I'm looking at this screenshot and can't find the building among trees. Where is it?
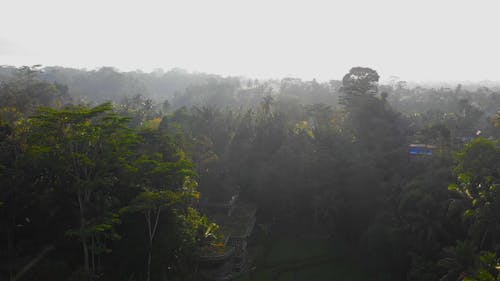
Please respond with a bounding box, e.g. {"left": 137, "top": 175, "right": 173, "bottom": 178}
{"left": 197, "top": 192, "right": 257, "bottom": 280}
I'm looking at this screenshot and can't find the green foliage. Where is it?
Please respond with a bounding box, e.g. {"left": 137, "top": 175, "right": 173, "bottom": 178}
{"left": 2, "top": 65, "right": 500, "bottom": 281}
{"left": 464, "top": 252, "right": 500, "bottom": 281}
{"left": 341, "top": 66, "right": 380, "bottom": 95}
{"left": 449, "top": 138, "right": 500, "bottom": 250}
{"left": 438, "top": 240, "right": 478, "bottom": 281}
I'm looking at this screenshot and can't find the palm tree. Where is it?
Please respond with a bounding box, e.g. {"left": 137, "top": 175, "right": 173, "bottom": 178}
{"left": 492, "top": 111, "right": 500, "bottom": 128}
{"left": 438, "top": 240, "right": 477, "bottom": 281}
{"left": 260, "top": 95, "right": 274, "bottom": 116}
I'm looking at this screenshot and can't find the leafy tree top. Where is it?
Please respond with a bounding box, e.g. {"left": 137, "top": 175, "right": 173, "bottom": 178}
{"left": 342, "top": 67, "right": 380, "bottom": 95}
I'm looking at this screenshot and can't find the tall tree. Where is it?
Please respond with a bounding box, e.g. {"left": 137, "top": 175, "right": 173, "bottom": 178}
{"left": 26, "top": 103, "right": 139, "bottom": 276}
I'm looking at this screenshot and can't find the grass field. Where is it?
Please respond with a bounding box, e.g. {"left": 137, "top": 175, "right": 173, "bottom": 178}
{"left": 266, "top": 238, "right": 335, "bottom": 264}
{"left": 233, "top": 235, "right": 368, "bottom": 281}
{"left": 276, "top": 261, "right": 368, "bottom": 281}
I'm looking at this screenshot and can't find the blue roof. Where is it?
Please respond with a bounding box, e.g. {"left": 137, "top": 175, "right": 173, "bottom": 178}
{"left": 409, "top": 146, "right": 433, "bottom": 155}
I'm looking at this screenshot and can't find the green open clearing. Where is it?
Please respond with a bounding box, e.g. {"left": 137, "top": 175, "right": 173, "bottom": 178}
{"left": 233, "top": 237, "right": 368, "bottom": 281}
{"left": 276, "top": 261, "right": 367, "bottom": 281}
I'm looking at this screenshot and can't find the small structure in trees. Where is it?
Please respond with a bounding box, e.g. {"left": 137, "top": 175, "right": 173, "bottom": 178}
{"left": 408, "top": 144, "right": 437, "bottom": 156}
{"left": 197, "top": 192, "right": 257, "bottom": 281}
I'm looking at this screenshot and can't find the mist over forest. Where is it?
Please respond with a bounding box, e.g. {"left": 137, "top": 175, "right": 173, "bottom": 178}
{"left": 1, "top": 63, "right": 500, "bottom": 281}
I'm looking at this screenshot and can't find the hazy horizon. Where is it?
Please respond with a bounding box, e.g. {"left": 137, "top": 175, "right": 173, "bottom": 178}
{"left": 2, "top": 0, "right": 500, "bottom": 83}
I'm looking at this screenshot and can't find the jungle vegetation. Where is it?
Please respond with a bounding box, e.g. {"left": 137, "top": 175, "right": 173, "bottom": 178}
{"left": 1, "top": 65, "right": 500, "bottom": 281}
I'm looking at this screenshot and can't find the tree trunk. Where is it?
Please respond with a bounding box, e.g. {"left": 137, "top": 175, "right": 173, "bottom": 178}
{"left": 147, "top": 240, "right": 152, "bottom": 281}
{"left": 91, "top": 234, "right": 96, "bottom": 274}
{"left": 146, "top": 212, "right": 152, "bottom": 281}
{"left": 78, "top": 190, "right": 90, "bottom": 274}
{"left": 480, "top": 228, "right": 489, "bottom": 250}
{"left": 145, "top": 208, "right": 162, "bottom": 281}
{"left": 10, "top": 245, "right": 54, "bottom": 281}
{"left": 7, "top": 226, "right": 13, "bottom": 280}
{"left": 82, "top": 232, "right": 89, "bottom": 274}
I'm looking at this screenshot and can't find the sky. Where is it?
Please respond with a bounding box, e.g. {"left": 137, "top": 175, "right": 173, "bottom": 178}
{"left": 1, "top": 0, "right": 500, "bottom": 82}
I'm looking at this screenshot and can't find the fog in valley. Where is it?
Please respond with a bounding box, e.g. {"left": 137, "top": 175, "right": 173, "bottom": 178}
{"left": 1, "top": 1, "right": 500, "bottom": 281}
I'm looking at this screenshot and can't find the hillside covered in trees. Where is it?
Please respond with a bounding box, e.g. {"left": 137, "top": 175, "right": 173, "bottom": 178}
{"left": 1, "top": 65, "right": 500, "bottom": 281}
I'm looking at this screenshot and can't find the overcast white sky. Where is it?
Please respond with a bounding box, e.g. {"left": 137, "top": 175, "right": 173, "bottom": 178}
{"left": 1, "top": 0, "right": 499, "bottom": 82}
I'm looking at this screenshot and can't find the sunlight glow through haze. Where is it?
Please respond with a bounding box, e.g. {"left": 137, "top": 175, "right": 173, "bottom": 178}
{"left": 1, "top": 0, "right": 500, "bottom": 82}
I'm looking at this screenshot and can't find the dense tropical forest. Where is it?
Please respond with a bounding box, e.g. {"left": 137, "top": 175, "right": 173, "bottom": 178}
{"left": 1, "top": 65, "right": 500, "bottom": 281}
